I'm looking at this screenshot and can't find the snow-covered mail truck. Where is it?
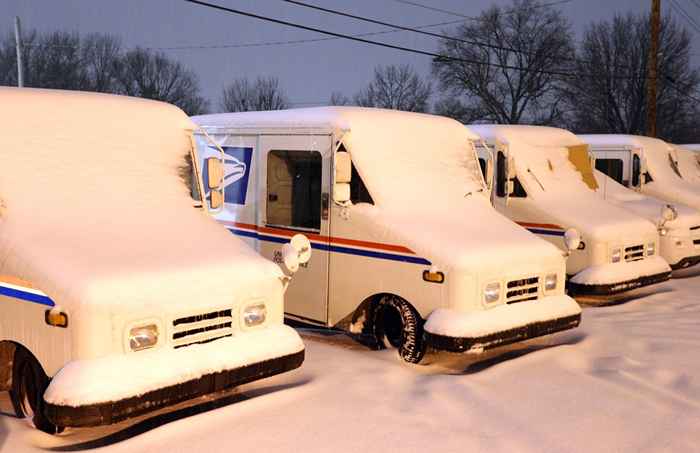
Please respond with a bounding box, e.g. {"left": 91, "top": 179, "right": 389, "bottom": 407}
{"left": 592, "top": 169, "right": 700, "bottom": 270}
{"left": 192, "top": 107, "right": 581, "bottom": 364}
{"left": 468, "top": 125, "right": 671, "bottom": 300}
{"left": 0, "top": 88, "right": 305, "bottom": 434}
{"left": 580, "top": 135, "right": 700, "bottom": 211}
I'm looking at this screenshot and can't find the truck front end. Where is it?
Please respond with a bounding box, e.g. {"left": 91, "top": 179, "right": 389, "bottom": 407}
{"left": 43, "top": 271, "right": 304, "bottom": 428}
{"left": 421, "top": 238, "right": 581, "bottom": 354}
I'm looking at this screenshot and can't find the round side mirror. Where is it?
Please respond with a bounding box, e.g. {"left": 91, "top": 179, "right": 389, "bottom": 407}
{"left": 281, "top": 243, "right": 300, "bottom": 274}
{"left": 291, "top": 234, "right": 312, "bottom": 264}
{"left": 564, "top": 228, "right": 582, "bottom": 252}
{"left": 662, "top": 205, "right": 678, "bottom": 222}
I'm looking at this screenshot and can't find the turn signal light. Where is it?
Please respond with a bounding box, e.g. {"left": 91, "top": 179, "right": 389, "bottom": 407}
{"left": 422, "top": 270, "right": 445, "bottom": 284}
{"left": 45, "top": 309, "right": 68, "bottom": 328}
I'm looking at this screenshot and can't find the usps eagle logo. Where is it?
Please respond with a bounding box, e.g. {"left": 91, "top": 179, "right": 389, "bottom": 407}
{"left": 205, "top": 146, "right": 254, "bottom": 205}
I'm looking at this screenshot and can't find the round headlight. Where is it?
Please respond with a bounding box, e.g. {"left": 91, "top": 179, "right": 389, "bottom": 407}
{"left": 659, "top": 227, "right": 668, "bottom": 237}
{"left": 243, "top": 303, "right": 267, "bottom": 327}
{"left": 484, "top": 282, "right": 501, "bottom": 303}
{"left": 129, "top": 324, "right": 159, "bottom": 351}
{"left": 611, "top": 248, "right": 622, "bottom": 263}
{"left": 544, "top": 274, "right": 558, "bottom": 291}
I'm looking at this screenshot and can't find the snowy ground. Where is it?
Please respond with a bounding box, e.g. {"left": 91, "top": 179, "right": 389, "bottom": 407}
{"left": 2, "top": 271, "right": 700, "bottom": 452}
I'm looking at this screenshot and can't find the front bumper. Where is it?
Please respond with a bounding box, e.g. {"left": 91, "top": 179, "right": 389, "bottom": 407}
{"left": 567, "top": 256, "right": 671, "bottom": 297}
{"left": 44, "top": 325, "right": 304, "bottom": 427}
{"left": 567, "top": 271, "right": 671, "bottom": 296}
{"left": 423, "top": 295, "right": 582, "bottom": 354}
{"left": 669, "top": 255, "right": 700, "bottom": 270}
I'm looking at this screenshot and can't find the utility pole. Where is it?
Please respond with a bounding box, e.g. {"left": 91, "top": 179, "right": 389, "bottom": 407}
{"left": 14, "top": 16, "right": 24, "bottom": 88}
{"left": 646, "top": 0, "right": 661, "bottom": 137}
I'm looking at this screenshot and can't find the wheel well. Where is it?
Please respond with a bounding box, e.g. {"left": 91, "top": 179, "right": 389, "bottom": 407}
{"left": 350, "top": 293, "right": 422, "bottom": 334}
{"left": 0, "top": 341, "right": 42, "bottom": 392}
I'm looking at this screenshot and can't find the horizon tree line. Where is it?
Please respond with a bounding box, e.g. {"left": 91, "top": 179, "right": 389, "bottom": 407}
{"left": 1, "top": 0, "right": 698, "bottom": 142}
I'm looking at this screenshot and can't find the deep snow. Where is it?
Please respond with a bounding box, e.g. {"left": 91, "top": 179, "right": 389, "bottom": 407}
{"left": 3, "top": 274, "right": 700, "bottom": 452}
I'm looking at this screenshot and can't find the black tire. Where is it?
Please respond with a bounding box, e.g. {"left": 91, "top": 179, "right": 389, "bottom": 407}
{"left": 372, "top": 295, "right": 426, "bottom": 364}
{"left": 8, "top": 346, "right": 62, "bottom": 434}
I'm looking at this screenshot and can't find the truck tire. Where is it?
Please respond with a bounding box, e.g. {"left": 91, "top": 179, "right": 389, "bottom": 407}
{"left": 9, "top": 346, "right": 62, "bottom": 434}
{"left": 372, "top": 295, "right": 426, "bottom": 364}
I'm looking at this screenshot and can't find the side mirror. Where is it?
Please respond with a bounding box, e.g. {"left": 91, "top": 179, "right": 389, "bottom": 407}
{"left": 210, "top": 189, "right": 223, "bottom": 209}
{"left": 506, "top": 154, "right": 517, "bottom": 180}
{"left": 662, "top": 204, "right": 678, "bottom": 223}
{"left": 206, "top": 158, "right": 224, "bottom": 190}
{"left": 564, "top": 228, "right": 582, "bottom": 252}
{"left": 280, "top": 234, "right": 313, "bottom": 275}
{"left": 334, "top": 152, "right": 352, "bottom": 205}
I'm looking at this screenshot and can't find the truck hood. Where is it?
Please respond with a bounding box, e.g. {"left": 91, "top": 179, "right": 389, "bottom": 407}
{"left": 352, "top": 196, "right": 565, "bottom": 276}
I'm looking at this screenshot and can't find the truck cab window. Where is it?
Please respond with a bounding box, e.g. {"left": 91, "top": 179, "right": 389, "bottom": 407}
{"left": 267, "top": 150, "right": 322, "bottom": 230}
{"left": 595, "top": 158, "right": 625, "bottom": 185}
{"left": 632, "top": 154, "right": 641, "bottom": 187}
{"left": 511, "top": 177, "right": 527, "bottom": 198}
{"left": 350, "top": 163, "right": 374, "bottom": 205}
{"left": 478, "top": 158, "right": 487, "bottom": 179}
{"left": 496, "top": 151, "right": 506, "bottom": 197}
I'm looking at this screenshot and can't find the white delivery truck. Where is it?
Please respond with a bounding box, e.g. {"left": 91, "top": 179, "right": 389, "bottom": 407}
{"left": 593, "top": 169, "right": 700, "bottom": 270}
{"left": 0, "top": 88, "right": 306, "bottom": 434}
{"left": 192, "top": 107, "right": 582, "bottom": 364}
{"left": 580, "top": 135, "right": 700, "bottom": 210}
{"left": 467, "top": 125, "right": 671, "bottom": 301}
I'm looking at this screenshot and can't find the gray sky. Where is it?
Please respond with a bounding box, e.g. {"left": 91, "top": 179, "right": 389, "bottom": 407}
{"left": 4, "top": 0, "right": 698, "bottom": 111}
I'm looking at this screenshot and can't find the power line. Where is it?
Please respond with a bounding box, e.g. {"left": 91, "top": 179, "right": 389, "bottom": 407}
{"left": 182, "top": 0, "right": 638, "bottom": 80}
{"left": 22, "top": 18, "right": 468, "bottom": 51}
{"left": 280, "top": 0, "right": 569, "bottom": 59}
{"left": 388, "top": 0, "right": 575, "bottom": 20}
{"left": 670, "top": 0, "right": 700, "bottom": 34}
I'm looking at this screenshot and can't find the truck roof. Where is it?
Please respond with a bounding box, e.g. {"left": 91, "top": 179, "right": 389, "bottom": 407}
{"left": 467, "top": 124, "right": 583, "bottom": 148}
{"left": 194, "top": 106, "right": 480, "bottom": 140}
{"left": 0, "top": 88, "right": 281, "bottom": 313}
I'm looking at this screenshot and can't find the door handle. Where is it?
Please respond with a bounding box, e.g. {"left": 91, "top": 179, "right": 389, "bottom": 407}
{"left": 321, "top": 193, "right": 329, "bottom": 220}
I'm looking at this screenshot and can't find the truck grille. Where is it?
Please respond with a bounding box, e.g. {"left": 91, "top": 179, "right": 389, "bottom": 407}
{"left": 506, "top": 277, "right": 539, "bottom": 304}
{"left": 624, "top": 245, "right": 645, "bottom": 262}
{"left": 172, "top": 309, "right": 233, "bottom": 349}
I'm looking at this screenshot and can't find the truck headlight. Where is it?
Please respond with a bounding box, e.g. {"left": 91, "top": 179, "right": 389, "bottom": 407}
{"left": 484, "top": 282, "right": 501, "bottom": 303}
{"left": 243, "top": 303, "right": 267, "bottom": 327}
{"left": 544, "top": 273, "right": 558, "bottom": 291}
{"left": 646, "top": 242, "right": 655, "bottom": 256}
{"left": 129, "top": 324, "right": 159, "bottom": 351}
{"left": 611, "top": 248, "right": 621, "bottom": 263}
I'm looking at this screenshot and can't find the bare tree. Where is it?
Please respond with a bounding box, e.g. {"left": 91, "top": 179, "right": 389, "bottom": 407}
{"left": 113, "top": 48, "right": 208, "bottom": 115}
{"left": 353, "top": 64, "right": 431, "bottom": 112}
{"left": 432, "top": 0, "right": 574, "bottom": 124}
{"left": 329, "top": 90, "right": 351, "bottom": 106}
{"left": 220, "top": 76, "right": 289, "bottom": 112}
{"left": 81, "top": 33, "right": 122, "bottom": 92}
{"left": 562, "top": 14, "right": 700, "bottom": 143}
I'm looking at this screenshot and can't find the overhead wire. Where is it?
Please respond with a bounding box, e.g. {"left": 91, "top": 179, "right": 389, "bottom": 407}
{"left": 181, "top": 0, "right": 645, "bottom": 81}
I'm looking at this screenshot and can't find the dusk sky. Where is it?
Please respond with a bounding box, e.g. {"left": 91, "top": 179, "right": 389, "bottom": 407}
{"left": 4, "top": 0, "right": 698, "bottom": 111}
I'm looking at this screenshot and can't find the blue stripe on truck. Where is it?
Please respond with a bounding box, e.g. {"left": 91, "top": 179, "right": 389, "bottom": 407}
{"left": 0, "top": 285, "right": 56, "bottom": 307}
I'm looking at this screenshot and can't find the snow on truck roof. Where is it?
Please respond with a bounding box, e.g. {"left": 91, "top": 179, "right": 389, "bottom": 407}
{"left": 195, "top": 108, "right": 564, "bottom": 273}
{"left": 467, "top": 124, "right": 583, "bottom": 147}
{"left": 0, "top": 87, "right": 281, "bottom": 312}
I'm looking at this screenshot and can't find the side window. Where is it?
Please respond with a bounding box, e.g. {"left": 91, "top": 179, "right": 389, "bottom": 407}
{"left": 350, "top": 163, "right": 374, "bottom": 205}
{"left": 511, "top": 177, "right": 527, "bottom": 198}
{"left": 632, "top": 154, "right": 641, "bottom": 187}
{"left": 595, "top": 158, "right": 625, "bottom": 185}
{"left": 478, "top": 157, "right": 487, "bottom": 179}
{"left": 267, "top": 150, "right": 322, "bottom": 230}
{"left": 496, "top": 151, "right": 506, "bottom": 197}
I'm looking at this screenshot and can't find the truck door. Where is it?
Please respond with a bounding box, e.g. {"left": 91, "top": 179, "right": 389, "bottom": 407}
{"left": 260, "top": 135, "right": 332, "bottom": 325}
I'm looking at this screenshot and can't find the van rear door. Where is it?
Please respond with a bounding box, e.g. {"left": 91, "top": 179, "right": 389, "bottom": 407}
{"left": 261, "top": 135, "right": 332, "bottom": 325}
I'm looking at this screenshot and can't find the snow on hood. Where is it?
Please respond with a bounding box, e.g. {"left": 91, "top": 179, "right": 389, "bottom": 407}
{"left": 0, "top": 88, "right": 282, "bottom": 314}
{"left": 580, "top": 134, "right": 700, "bottom": 211}
{"left": 468, "top": 125, "right": 658, "bottom": 241}
{"left": 674, "top": 145, "right": 700, "bottom": 184}
{"left": 594, "top": 170, "right": 700, "bottom": 229}
{"left": 195, "top": 108, "right": 564, "bottom": 273}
